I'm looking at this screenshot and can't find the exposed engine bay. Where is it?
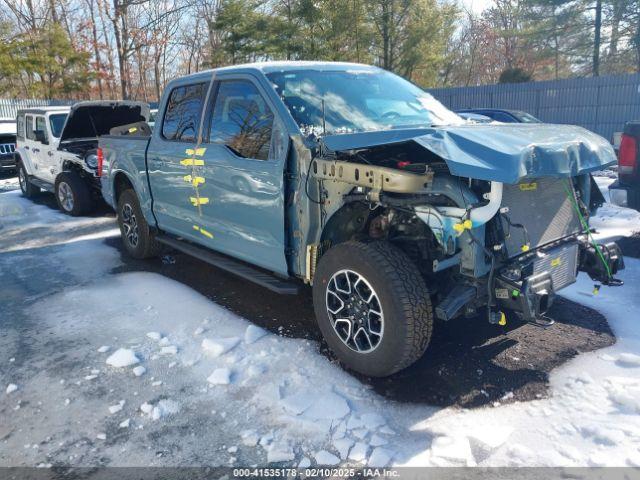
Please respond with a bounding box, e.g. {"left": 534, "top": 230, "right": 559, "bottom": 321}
{"left": 309, "top": 133, "right": 624, "bottom": 325}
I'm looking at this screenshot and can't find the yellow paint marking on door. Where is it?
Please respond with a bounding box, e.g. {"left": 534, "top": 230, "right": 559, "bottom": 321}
{"left": 180, "top": 158, "right": 205, "bottom": 166}
{"left": 190, "top": 197, "right": 209, "bottom": 206}
{"left": 192, "top": 225, "right": 213, "bottom": 239}
{"left": 183, "top": 175, "right": 205, "bottom": 186}
{"left": 185, "top": 147, "right": 207, "bottom": 157}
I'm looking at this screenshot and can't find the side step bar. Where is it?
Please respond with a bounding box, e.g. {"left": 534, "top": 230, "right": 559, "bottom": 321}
{"left": 156, "top": 234, "right": 300, "bottom": 295}
{"left": 30, "top": 177, "right": 54, "bottom": 193}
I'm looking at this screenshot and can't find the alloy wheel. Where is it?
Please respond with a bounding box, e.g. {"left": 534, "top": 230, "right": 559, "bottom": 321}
{"left": 325, "top": 269, "right": 384, "bottom": 353}
{"left": 18, "top": 168, "right": 26, "bottom": 192}
{"left": 121, "top": 203, "right": 139, "bottom": 248}
{"left": 57, "top": 182, "right": 74, "bottom": 211}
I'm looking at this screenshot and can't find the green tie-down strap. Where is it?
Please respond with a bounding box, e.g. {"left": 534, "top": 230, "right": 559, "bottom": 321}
{"left": 563, "top": 179, "right": 612, "bottom": 281}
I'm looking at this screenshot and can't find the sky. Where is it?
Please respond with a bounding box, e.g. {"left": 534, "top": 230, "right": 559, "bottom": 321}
{"left": 460, "top": 0, "right": 493, "bottom": 14}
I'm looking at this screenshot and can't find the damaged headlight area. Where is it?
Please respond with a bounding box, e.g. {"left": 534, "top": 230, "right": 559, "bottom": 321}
{"left": 85, "top": 150, "right": 99, "bottom": 169}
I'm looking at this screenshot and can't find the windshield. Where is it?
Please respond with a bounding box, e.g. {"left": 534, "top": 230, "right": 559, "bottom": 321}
{"left": 266, "top": 69, "right": 463, "bottom": 135}
{"left": 49, "top": 113, "right": 68, "bottom": 138}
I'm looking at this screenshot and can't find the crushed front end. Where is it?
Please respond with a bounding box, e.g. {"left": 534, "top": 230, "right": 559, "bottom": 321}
{"left": 487, "top": 178, "right": 624, "bottom": 323}
{"left": 310, "top": 123, "right": 624, "bottom": 326}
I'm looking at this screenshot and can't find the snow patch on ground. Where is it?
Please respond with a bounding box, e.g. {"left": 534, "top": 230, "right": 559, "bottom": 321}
{"left": 207, "top": 368, "right": 232, "bottom": 385}
{"left": 201, "top": 337, "right": 240, "bottom": 357}
{"left": 106, "top": 349, "right": 140, "bottom": 368}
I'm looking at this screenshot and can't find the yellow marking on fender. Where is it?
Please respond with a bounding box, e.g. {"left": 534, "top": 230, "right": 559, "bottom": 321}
{"left": 180, "top": 158, "right": 205, "bottom": 166}
{"left": 190, "top": 197, "right": 209, "bottom": 206}
{"left": 519, "top": 182, "right": 538, "bottom": 191}
{"left": 551, "top": 257, "right": 562, "bottom": 267}
{"left": 193, "top": 225, "right": 213, "bottom": 239}
{"left": 183, "top": 175, "right": 205, "bottom": 186}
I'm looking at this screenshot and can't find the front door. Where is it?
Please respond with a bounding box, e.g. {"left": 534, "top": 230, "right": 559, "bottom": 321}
{"left": 195, "top": 76, "right": 289, "bottom": 275}
{"left": 34, "top": 115, "right": 56, "bottom": 181}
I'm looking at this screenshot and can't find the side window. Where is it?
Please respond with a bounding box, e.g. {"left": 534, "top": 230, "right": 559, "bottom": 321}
{"left": 35, "top": 116, "right": 48, "bottom": 142}
{"left": 26, "top": 116, "right": 34, "bottom": 140}
{"left": 17, "top": 115, "right": 25, "bottom": 140}
{"left": 162, "top": 82, "right": 207, "bottom": 142}
{"left": 209, "top": 80, "right": 274, "bottom": 160}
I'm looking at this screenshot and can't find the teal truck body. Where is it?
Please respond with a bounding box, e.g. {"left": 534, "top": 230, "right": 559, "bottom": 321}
{"left": 99, "top": 62, "right": 624, "bottom": 377}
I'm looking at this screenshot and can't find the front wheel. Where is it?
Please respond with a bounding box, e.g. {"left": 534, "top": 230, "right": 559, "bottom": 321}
{"left": 55, "top": 171, "right": 93, "bottom": 216}
{"left": 312, "top": 241, "right": 434, "bottom": 377}
{"left": 117, "top": 189, "right": 161, "bottom": 259}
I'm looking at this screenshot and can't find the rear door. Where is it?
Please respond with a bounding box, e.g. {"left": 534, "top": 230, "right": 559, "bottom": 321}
{"left": 194, "top": 75, "right": 289, "bottom": 274}
{"left": 147, "top": 79, "right": 211, "bottom": 240}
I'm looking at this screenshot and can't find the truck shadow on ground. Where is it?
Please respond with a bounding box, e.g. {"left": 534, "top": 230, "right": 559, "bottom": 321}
{"left": 108, "top": 237, "right": 615, "bottom": 409}
{"left": 25, "top": 191, "right": 114, "bottom": 218}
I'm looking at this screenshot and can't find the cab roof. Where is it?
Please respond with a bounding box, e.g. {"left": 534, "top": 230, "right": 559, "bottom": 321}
{"left": 175, "top": 61, "right": 381, "bottom": 83}
{"left": 16, "top": 106, "right": 71, "bottom": 116}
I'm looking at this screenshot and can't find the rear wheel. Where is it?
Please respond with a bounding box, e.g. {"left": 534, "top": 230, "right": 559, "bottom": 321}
{"left": 55, "top": 171, "right": 93, "bottom": 216}
{"left": 18, "top": 161, "right": 40, "bottom": 198}
{"left": 312, "top": 241, "right": 434, "bottom": 377}
{"left": 117, "top": 189, "right": 161, "bottom": 259}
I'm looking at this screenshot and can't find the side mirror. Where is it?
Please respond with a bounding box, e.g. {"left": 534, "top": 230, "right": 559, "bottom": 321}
{"left": 34, "top": 130, "right": 48, "bottom": 144}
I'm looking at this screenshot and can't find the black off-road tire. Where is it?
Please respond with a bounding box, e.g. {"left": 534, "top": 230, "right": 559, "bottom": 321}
{"left": 17, "top": 160, "right": 40, "bottom": 198}
{"left": 117, "top": 189, "right": 161, "bottom": 259}
{"left": 312, "top": 241, "right": 433, "bottom": 377}
{"left": 55, "top": 171, "right": 93, "bottom": 216}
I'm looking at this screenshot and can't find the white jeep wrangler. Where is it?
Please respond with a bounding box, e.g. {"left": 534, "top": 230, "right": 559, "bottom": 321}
{"left": 15, "top": 101, "right": 148, "bottom": 215}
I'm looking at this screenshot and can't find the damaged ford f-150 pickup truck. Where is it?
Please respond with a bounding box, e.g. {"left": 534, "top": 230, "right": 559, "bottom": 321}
{"left": 99, "top": 62, "right": 624, "bottom": 377}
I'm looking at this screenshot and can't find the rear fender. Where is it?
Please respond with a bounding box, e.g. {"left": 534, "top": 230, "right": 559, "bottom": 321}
{"left": 109, "top": 169, "right": 155, "bottom": 227}
{"left": 15, "top": 147, "right": 34, "bottom": 175}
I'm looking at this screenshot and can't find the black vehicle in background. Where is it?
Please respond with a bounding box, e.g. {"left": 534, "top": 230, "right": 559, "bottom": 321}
{"left": 457, "top": 112, "right": 493, "bottom": 123}
{"left": 455, "top": 108, "right": 542, "bottom": 124}
{"left": 609, "top": 121, "right": 640, "bottom": 211}
{"left": 0, "top": 118, "right": 17, "bottom": 173}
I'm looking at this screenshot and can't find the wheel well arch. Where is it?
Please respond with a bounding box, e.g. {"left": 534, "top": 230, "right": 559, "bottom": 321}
{"left": 317, "top": 200, "right": 441, "bottom": 276}
{"left": 319, "top": 202, "right": 372, "bottom": 248}
{"left": 113, "top": 171, "right": 135, "bottom": 204}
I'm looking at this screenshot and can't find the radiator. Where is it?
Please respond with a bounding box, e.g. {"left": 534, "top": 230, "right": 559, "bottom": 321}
{"left": 500, "top": 178, "right": 582, "bottom": 258}
{"left": 532, "top": 242, "right": 579, "bottom": 290}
